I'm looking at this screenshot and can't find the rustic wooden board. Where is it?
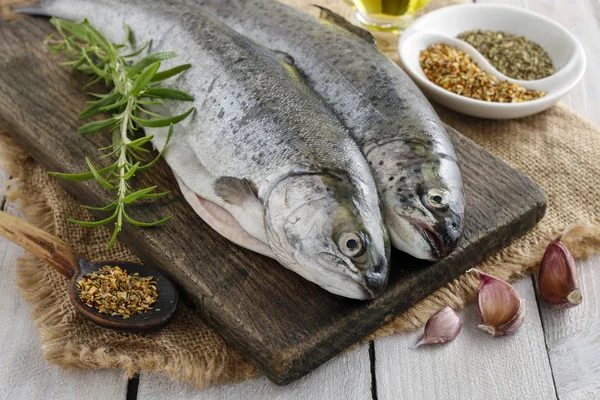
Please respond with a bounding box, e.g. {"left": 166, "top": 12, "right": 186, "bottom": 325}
{"left": 0, "top": 17, "right": 546, "bottom": 385}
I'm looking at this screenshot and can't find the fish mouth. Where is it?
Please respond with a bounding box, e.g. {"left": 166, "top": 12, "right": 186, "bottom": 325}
{"left": 359, "top": 259, "right": 388, "bottom": 299}
{"left": 401, "top": 216, "right": 446, "bottom": 260}
{"left": 316, "top": 253, "right": 387, "bottom": 299}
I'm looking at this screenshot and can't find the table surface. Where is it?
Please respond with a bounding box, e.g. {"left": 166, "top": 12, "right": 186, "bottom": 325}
{"left": 1, "top": 0, "right": 599, "bottom": 399}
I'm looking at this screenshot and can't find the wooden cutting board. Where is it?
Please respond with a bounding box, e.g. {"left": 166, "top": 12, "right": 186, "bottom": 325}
{"left": 0, "top": 18, "right": 546, "bottom": 385}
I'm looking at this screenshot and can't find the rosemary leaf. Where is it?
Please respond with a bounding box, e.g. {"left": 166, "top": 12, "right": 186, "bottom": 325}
{"left": 78, "top": 117, "right": 118, "bottom": 135}
{"left": 139, "top": 191, "right": 171, "bottom": 200}
{"left": 144, "top": 87, "right": 194, "bottom": 101}
{"left": 82, "top": 202, "right": 118, "bottom": 212}
{"left": 122, "top": 40, "right": 151, "bottom": 58}
{"left": 85, "top": 157, "right": 117, "bottom": 189}
{"left": 81, "top": 51, "right": 111, "bottom": 79}
{"left": 48, "top": 164, "right": 115, "bottom": 181}
{"left": 79, "top": 91, "right": 121, "bottom": 119}
{"left": 129, "top": 52, "right": 178, "bottom": 76}
{"left": 130, "top": 61, "right": 161, "bottom": 96}
{"left": 138, "top": 125, "right": 173, "bottom": 171}
{"left": 122, "top": 186, "right": 159, "bottom": 204}
{"left": 124, "top": 213, "right": 173, "bottom": 227}
{"left": 128, "top": 135, "right": 154, "bottom": 147}
{"left": 68, "top": 213, "right": 117, "bottom": 227}
{"left": 132, "top": 107, "right": 194, "bottom": 127}
{"left": 150, "top": 64, "right": 192, "bottom": 82}
{"left": 122, "top": 162, "right": 141, "bottom": 180}
{"left": 97, "top": 98, "right": 128, "bottom": 113}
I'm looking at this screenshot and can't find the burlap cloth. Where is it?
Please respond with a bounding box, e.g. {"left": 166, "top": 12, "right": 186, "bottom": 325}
{"left": 1, "top": 0, "right": 599, "bottom": 389}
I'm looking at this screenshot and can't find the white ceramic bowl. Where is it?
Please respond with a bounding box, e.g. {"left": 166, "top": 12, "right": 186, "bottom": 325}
{"left": 398, "top": 4, "right": 586, "bottom": 119}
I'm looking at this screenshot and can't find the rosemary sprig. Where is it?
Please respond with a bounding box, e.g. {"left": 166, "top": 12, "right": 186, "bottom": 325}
{"left": 47, "top": 17, "right": 194, "bottom": 249}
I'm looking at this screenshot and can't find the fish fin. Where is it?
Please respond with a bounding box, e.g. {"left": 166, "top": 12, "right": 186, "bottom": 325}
{"left": 12, "top": 0, "right": 55, "bottom": 16}
{"left": 273, "top": 50, "right": 295, "bottom": 67}
{"left": 314, "top": 5, "right": 376, "bottom": 45}
{"left": 176, "top": 175, "right": 273, "bottom": 257}
{"left": 214, "top": 176, "right": 259, "bottom": 206}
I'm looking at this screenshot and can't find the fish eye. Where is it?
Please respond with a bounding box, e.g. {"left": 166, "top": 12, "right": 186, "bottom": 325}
{"left": 338, "top": 232, "right": 366, "bottom": 258}
{"left": 425, "top": 188, "right": 449, "bottom": 210}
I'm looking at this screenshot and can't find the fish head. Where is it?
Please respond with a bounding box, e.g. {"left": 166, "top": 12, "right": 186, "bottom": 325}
{"left": 366, "top": 139, "right": 465, "bottom": 261}
{"left": 264, "top": 173, "right": 390, "bottom": 300}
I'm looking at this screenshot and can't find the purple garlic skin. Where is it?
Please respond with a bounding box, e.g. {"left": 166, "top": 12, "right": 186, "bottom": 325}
{"left": 537, "top": 230, "right": 582, "bottom": 308}
{"left": 416, "top": 306, "right": 462, "bottom": 347}
{"left": 472, "top": 269, "right": 526, "bottom": 337}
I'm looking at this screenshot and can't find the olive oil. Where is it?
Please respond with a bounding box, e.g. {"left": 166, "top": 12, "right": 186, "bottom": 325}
{"left": 348, "top": 0, "right": 430, "bottom": 33}
{"left": 354, "top": 0, "right": 411, "bottom": 21}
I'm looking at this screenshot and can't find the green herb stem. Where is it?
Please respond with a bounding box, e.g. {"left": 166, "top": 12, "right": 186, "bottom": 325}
{"left": 47, "top": 17, "right": 194, "bottom": 249}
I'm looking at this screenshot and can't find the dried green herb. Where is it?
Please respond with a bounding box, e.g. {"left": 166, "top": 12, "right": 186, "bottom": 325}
{"left": 457, "top": 29, "right": 555, "bottom": 81}
{"left": 77, "top": 265, "right": 159, "bottom": 318}
{"left": 46, "top": 18, "right": 194, "bottom": 249}
{"left": 420, "top": 43, "right": 545, "bottom": 102}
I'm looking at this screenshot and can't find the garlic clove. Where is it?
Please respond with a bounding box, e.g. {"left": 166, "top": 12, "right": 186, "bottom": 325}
{"left": 471, "top": 269, "right": 526, "bottom": 337}
{"left": 416, "top": 306, "right": 462, "bottom": 347}
{"left": 537, "top": 229, "right": 582, "bottom": 308}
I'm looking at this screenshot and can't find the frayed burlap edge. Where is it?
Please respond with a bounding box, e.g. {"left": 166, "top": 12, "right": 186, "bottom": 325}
{"left": 0, "top": 131, "right": 258, "bottom": 387}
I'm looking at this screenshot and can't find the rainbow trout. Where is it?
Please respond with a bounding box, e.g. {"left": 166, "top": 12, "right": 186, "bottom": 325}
{"left": 18, "top": 0, "right": 390, "bottom": 299}
{"left": 185, "top": 0, "right": 466, "bottom": 260}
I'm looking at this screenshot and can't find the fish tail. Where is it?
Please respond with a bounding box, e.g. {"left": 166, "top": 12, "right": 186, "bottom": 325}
{"left": 12, "top": 0, "right": 56, "bottom": 16}
{"left": 13, "top": 0, "right": 96, "bottom": 25}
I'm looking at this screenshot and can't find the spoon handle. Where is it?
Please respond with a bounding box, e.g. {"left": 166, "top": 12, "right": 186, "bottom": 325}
{"left": 0, "top": 211, "right": 79, "bottom": 278}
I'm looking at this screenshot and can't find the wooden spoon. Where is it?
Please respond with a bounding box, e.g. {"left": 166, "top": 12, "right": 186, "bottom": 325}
{"left": 0, "top": 210, "right": 178, "bottom": 332}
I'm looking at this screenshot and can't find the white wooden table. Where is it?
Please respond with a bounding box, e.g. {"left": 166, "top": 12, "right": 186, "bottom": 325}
{"left": 1, "top": 0, "right": 599, "bottom": 399}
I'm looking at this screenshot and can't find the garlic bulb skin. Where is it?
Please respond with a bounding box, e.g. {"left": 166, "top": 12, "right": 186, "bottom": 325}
{"left": 537, "top": 230, "right": 582, "bottom": 308}
{"left": 471, "top": 269, "right": 526, "bottom": 337}
{"left": 416, "top": 306, "right": 462, "bottom": 347}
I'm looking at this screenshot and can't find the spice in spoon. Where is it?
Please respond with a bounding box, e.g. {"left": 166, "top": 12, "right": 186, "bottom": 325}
{"left": 457, "top": 29, "right": 555, "bottom": 80}
{"left": 419, "top": 43, "right": 546, "bottom": 103}
{"left": 77, "top": 265, "right": 159, "bottom": 319}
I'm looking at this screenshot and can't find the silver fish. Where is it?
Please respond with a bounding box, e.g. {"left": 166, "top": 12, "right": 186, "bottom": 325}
{"left": 184, "top": 0, "right": 466, "bottom": 260}
{"left": 19, "top": 0, "right": 390, "bottom": 299}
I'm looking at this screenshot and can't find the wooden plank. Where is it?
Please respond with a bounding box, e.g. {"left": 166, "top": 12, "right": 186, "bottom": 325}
{"left": 374, "top": 279, "right": 556, "bottom": 400}
{"left": 539, "top": 255, "right": 600, "bottom": 399}
{"left": 0, "top": 193, "right": 128, "bottom": 400}
{"left": 0, "top": 163, "right": 8, "bottom": 198}
{"left": 0, "top": 17, "right": 546, "bottom": 385}
{"left": 0, "top": 166, "right": 9, "bottom": 208}
{"left": 138, "top": 343, "right": 372, "bottom": 399}
{"left": 478, "top": 1, "right": 600, "bottom": 399}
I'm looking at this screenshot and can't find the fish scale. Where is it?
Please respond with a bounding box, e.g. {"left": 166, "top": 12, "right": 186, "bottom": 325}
{"left": 183, "top": 0, "right": 466, "bottom": 260}
{"left": 19, "top": 0, "right": 390, "bottom": 299}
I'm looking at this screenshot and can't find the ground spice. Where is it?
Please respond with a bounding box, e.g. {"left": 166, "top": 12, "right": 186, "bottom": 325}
{"left": 457, "top": 29, "right": 555, "bottom": 80}
{"left": 419, "top": 43, "right": 546, "bottom": 103}
{"left": 76, "top": 265, "right": 159, "bottom": 319}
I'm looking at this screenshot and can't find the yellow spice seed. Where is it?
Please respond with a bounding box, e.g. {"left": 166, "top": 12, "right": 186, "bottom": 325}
{"left": 419, "top": 43, "right": 545, "bottom": 103}
{"left": 76, "top": 265, "right": 159, "bottom": 319}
